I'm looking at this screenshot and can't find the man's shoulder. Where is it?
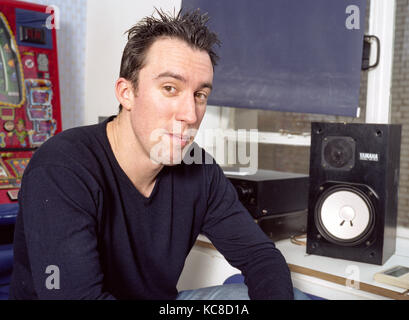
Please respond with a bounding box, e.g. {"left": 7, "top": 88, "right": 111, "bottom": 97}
{"left": 27, "top": 122, "right": 106, "bottom": 172}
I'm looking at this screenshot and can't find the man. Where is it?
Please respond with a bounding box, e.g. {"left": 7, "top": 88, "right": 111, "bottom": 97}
{"left": 9, "top": 9, "right": 298, "bottom": 300}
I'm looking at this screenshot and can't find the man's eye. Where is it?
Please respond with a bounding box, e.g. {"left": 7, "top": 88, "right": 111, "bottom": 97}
{"left": 163, "top": 86, "right": 177, "bottom": 94}
{"left": 195, "top": 92, "right": 208, "bottom": 101}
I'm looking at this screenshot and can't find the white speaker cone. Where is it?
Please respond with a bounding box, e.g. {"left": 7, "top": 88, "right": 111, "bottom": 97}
{"left": 319, "top": 190, "right": 371, "bottom": 241}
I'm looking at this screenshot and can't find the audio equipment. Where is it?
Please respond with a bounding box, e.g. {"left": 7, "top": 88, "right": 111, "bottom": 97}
{"left": 224, "top": 169, "right": 309, "bottom": 219}
{"left": 257, "top": 210, "right": 307, "bottom": 242}
{"left": 306, "top": 122, "right": 402, "bottom": 265}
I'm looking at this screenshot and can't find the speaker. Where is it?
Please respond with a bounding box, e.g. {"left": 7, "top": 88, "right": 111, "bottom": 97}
{"left": 306, "top": 122, "right": 402, "bottom": 265}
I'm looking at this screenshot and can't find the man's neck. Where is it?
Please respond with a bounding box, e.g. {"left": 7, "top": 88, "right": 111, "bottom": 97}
{"left": 106, "top": 113, "right": 163, "bottom": 198}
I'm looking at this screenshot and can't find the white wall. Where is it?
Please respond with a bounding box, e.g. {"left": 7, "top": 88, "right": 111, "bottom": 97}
{"left": 84, "top": 0, "right": 182, "bottom": 125}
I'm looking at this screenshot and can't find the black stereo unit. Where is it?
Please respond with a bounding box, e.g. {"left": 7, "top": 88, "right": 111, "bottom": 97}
{"left": 257, "top": 210, "right": 308, "bottom": 242}
{"left": 306, "top": 122, "right": 402, "bottom": 265}
{"left": 224, "top": 169, "right": 309, "bottom": 219}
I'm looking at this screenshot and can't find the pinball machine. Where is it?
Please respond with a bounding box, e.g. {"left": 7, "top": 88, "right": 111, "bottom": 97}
{"left": 0, "top": 0, "right": 61, "bottom": 253}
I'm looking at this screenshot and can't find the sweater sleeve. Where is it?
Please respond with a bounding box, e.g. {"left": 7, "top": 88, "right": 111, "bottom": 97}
{"left": 17, "top": 165, "right": 116, "bottom": 300}
{"left": 201, "top": 163, "right": 294, "bottom": 300}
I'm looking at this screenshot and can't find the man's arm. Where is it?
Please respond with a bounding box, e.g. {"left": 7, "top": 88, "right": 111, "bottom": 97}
{"left": 17, "top": 165, "right": 115, "bottom": 299}
{"left": 201, "top": 164, "right": 294, "bottom": 300}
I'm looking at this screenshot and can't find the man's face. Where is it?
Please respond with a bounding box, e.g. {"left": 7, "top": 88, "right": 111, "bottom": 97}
{"left": 127, "top": 37, "right": 214, "bottom": 165}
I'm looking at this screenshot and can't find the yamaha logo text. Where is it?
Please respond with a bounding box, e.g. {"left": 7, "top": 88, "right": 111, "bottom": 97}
{"left": 359, "top": 153, "right": 379, "bottom": 162}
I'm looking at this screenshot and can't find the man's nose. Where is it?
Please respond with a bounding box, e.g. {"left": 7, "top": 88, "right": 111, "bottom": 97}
{"left": 176, "top": 93, "right": 197, "bottom": 124}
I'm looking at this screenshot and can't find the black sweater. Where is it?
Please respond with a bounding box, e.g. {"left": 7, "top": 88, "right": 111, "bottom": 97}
{"left": 9, "top": 117, "right": 294, "bottom": 300}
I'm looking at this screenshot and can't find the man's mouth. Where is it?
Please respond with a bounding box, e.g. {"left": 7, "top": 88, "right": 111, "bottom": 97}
{"left": 167, "top": 133, "right": 191, "bottom": 147}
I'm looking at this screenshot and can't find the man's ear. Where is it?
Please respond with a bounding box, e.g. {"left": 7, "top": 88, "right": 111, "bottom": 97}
{"left": 115, "top": 78, "right": 135, "bottom": 111}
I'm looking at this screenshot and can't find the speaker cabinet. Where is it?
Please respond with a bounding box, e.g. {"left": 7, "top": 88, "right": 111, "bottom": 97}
{"left": 306, "top": 122, "right": 402, "bottom": 265}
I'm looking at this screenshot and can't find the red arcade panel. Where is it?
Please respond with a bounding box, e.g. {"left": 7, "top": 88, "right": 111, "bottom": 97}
{"left": 0, "top": 0, "right": 62, "bottom": 205}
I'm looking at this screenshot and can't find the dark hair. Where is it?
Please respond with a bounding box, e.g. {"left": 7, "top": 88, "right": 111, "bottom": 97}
{"left": 118, "top": 8, "right": 221, "bottom": 112}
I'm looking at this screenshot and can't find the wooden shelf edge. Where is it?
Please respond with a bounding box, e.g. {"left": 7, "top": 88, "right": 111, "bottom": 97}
{"left": 194, "top": 240, "right": 409, "bottom": 300}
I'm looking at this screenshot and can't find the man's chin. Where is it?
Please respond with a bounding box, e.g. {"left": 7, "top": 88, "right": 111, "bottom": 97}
{"left": 150, "top": 151, "right": 184, "bottom": 166}
{"left": 149, "top": 143, "right": 193, "bottom": 166}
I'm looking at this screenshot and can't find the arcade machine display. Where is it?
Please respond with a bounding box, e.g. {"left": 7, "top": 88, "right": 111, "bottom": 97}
{"left": 0, "top": 1, "right": 61, "bottom": 292}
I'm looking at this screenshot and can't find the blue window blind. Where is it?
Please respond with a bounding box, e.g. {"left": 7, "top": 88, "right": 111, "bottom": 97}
{"left": 182, "top": 0, "right": 367, "bottom": 117}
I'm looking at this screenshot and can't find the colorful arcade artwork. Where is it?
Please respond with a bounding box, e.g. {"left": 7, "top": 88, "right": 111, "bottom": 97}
{"left": 25, "top": 78, "right": 57, "bottom": 146}
{"left": 0, "top": 12, "right": 24, "bottom": 108}
{"left": 0, "top": 0, "right": 62, "bottom": 204}
{"left": 0, "top": 153, "right": 29, "bottom": 190}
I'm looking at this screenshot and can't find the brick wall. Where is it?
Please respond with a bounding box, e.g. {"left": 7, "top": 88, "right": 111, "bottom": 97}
{"left": 391, "top": 0, "right": 409, "bottom": 227}
{"left": 236, "top": 1, "right": 409, "bottom": 227}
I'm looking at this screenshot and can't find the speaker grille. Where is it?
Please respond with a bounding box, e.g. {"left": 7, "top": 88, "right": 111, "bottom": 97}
{"left": 322, "top": 136, "right": 355, "bottom": 170}
{"left": 315, "top": 185, "right": 375, "bottom": 246}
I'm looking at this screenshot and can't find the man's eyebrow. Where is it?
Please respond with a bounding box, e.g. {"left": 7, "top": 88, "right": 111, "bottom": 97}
{"left": 201, "top": 82, "right": 213, "bottom": 91}
{"left": 155, "top": 72, "right": 186, "bottom": 82}
{"left": 155, "top": 71, "right": 212, "bottom": 91}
